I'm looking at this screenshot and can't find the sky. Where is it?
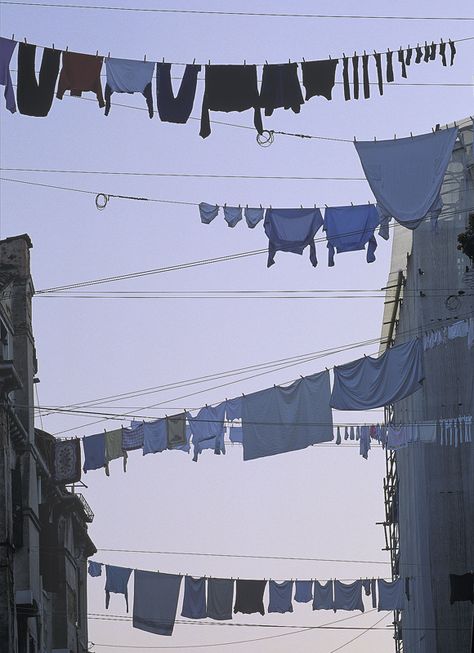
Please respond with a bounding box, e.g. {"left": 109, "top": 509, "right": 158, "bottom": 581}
{"left": 0, "top": 0, "right": 473, "bottom": 651}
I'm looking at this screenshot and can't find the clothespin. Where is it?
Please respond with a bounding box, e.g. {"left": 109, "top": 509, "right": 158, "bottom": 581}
{"left": 243, "top": 59, "right": 246, "bottom": 65}
{"left": 144, "top": 54, "right": 147, "bottom": 61}
{"left": 107, "top": 51, "right": 110, "bottom": 59}
{"left": 410, "top": 132, "right": 413, "bottom": 138}
{"left": 11, "top": 34, "right": 14, "bottom": 40}
{"left": 65, "top": 46, "right": 68, "bottom": 52}
{"left": 394, "top": 134, "right": 397, "bottom": 139}
{"left": 52, "top": 43, "right": 55, "bottom": 50}
{"left": 343, "top": 52, "right": 346, "bottom": 59}
{"left": 208, "top": 60, "right": 211, "bottom": 65}
{"left": 192, "top": 58, "right": 196, "bottom": 64}
{"left": 24, "top": 37, "right": 27, "bottom": 44}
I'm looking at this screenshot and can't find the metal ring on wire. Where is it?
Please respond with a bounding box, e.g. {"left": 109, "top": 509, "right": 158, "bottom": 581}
{"left": 256, "top": 130, "right": 275, "bottom": 147}
{"left": 95, "top": 193, "right": 109, "bottom": 211}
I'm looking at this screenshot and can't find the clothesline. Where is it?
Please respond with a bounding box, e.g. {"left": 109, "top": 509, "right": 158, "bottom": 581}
{"left": 84, "top": 561, "right": 409, "bottom": 638}
{"left": 4, "top": 32, "right": 468, "bottom": 67}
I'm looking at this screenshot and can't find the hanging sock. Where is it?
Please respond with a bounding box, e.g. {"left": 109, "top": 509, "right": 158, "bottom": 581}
{"left": 398, "top": 49, "right": 407, "bottom": 78}
{"left": 259, "top": 62, "right": 304, "bottom": 116}
{"left": 405, "top": 47, "right": 413, "bottom": 65}
{"left": 362, "top": 53, "right": 370, "bottom": 99}
{"left": 156, "top": 62, "right": 200, "bottom": 124}
{"left": 429, "top": 42, "right": 437, "bottom": 60}
{"left": 350, "top": 426, "right": 355, "bottom": 440}
{"left": 336, "top": 426, "right": 342, "bottom": 445}
{"left": 439, "top": 41, "right": 447, "bottom": 66}
{"left": 344, "top": 426, "right": 349, "bottom": 440}
{"left": 386, "top": 50, "right": 394, "bottom": 83}
{"left": 56, "top": 50, "right": 105, "bottom": 107}
{"left": 342, "top": 57, "right": 351, "bottom": 100}
{"left": 301, "top": 58, "right": 339, "bottom": 101}
{"left": 415, "top": 45, "right": 423, "bottom": 63}
{"left": 17, "top": 43, "right": 61, "bottom": 116}
{"left": 449, "top": 40, "right": 456, "bottom": 65}
{"left": 352, "top": 55, "right": 359, "bottom": 100}
{"left": 373, "top": 52, "right": 383, "bottom": 95}
{"left": 0, "top": 37, "right": 17, "bottom": 113}
{"left": 104, "top": 58, "right": 155, "bottom": 117}
{"left": 423, "top": 44, "right": 430, "bottom": 62}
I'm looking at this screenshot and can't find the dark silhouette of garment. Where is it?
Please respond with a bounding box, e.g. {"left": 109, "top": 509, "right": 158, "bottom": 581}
{"left": 398, "top": 49, "right": 407, "bottom": 78}
{"left": 234, "top": 580, "right": 266, "bottom": 615}
{"left": 156, "top": 62, "right": 201, "bottom": 123}
{"left": 56, "top": 51, "right": 104, "bottom": 107}
{"left": 17, "top": 43, "right": 60, "bottom": 116}
{"left": 301, "top": 59, "right": 338, "bottom": 101}
{"left": 415, "top": 45, "right": 423, "bottom": 63}
{"left": 430, "top": 42, "right": 437, "bottom": 60}
{"left": 200, "top": 64, "right": 262, "bottom": 138}
{"left": 105, "top": 82, "right": 153, "bottom": 117}
{"left": 449, "top": 40, "right": 456, "bottom": 65}
{"left": 362, "top": 54, "right": 370, "bottom": 98}
{"left": 259, "top": 62, "right": 304, "bottom": 116}
{"left": 386, "top": 51, "right": 394, "bottom": 83}
{"left": 424, "top": 44, "right": 430, "bottom": 62}
{"left": 352, "top": 55, "right": 359, "bottom": 99}
{"left": 450, "top": 573, "right": 473, "bottom": 604}
{"left": 373, "top": 53, "right": 383, "bottom": 95}
{"left": 439, "top": 41, "right": 447, "bottom": 66}
{"left": 342, "top": 57, "right": 350, "bottom": 100}
{"left": 405, "top": 48, "right": 413, "bottom": 65}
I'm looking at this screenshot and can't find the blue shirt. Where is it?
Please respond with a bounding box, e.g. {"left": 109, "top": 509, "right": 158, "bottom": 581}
{"left": 323, "top": 204, "right": 383, "bottom": 266}
{"left": 264, "top": 208, "right": 323, "bottom": 267}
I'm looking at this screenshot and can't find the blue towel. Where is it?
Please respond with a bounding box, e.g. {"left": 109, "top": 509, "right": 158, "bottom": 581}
{"left": 241, "top": 370, "right": 333, "bottom": 461}
{"left": 207, "top": 578, "right": 234, "bottom": 620}
{"left": 82, "top": 433, "right": 106, "bottom": 473}
{"left": 133, "top": 570, "right": 182, "bottom": 636}
{"left": 268, "top": 580, "right": 293, "bottom": 613}
{"left": 181, "top": 576, "right": 207, "bottom": 619}
{"left": 142, "top": 419, "right": 168, "bottom": 456}
{"left": 294, "top": 580, "right": 313, "bottom": 603}
{"left": 264, "top": 208, "right": 324, "bottom": 267}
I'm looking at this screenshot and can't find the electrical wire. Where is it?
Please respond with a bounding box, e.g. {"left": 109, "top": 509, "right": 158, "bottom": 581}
{"left": 2, "top": 2, "right": 474, "bottom": 21}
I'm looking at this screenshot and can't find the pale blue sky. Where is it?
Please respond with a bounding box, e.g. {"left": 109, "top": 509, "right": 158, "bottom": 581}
{"left": 1, "top": 0, "right": 473, "bottom": 651}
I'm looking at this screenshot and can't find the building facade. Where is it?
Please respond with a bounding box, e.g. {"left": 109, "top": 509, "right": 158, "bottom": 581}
{"left": 381, "top": 118, "right": 474, "bottom": 651}
{"left": 0, "top": 234, "right": 95, "bottom": 653}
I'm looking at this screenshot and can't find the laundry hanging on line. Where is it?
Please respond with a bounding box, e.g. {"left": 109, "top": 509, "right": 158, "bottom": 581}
{"left": 198, "top": 203, "right": 390, "bottom": 268}
{"left": 1, "top": 35, "right": 458, "bottom": 131}
{"left": 88, "top": 562, "right": 412, "bottom": 637}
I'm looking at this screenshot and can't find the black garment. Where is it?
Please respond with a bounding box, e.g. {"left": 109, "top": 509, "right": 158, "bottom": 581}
{"left": 301, "top": 59, "right": 338, "bottom": 101}
{"left": 105, "top": 82, "right": 153, "bottom": 118}
{"left": 449, "top": 40, "right": 456, "bottom": 66}
{"left": 362, "top": 54, "right": 370, "bottom": 99}
{"left": 439, "top": 41, "right": 447, "bottom": 66}
{"left": 342, "top": 57, "right": 350, "bottom": 100}
{"left": 200, "top": 65, "right": 262, "bottom": 138}
{"left": 352, "top": 55, "right": 359, "bottom": 100}
{"left": 386, "top": 51, "right": 394, "bottom": 83}
{"left": 398, "top": 49, "right": 407, "bottom": 78}
{"left": 424, "top": 44, "right": 430, "bottom": 62}
{"left": 17, "top": 43, "right": 60, "bottom": 117}
{"left": 450, "top": 573, "right": 474, "bottom": 604}
{"left": 156, "top": 62, "right": 201, "bottom": 123}
{"left": 234, "top": 580, "right": 266, "bottom": 615}
{"left": 405, "top": 48, "right": 413, "bottom": 65}
{"left": 430, "top": 42, "right": 437, "bottom": 60}
{"left": 415, "top": 45, "right": 423, "bottom": 63}
{"left": 373, "top": 53, "right": 383, "bottom": 95}
{"left": 259, "top": 63, "right": 304, "bottom": 116}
